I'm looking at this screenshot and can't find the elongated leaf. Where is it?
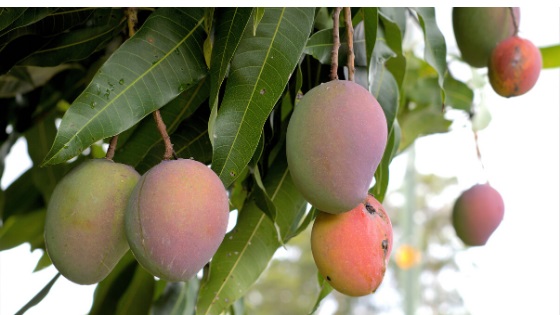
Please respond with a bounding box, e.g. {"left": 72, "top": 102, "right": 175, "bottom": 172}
{"left": 2, "top": 169, "right": 43, "bottom": 221}
{"left": 20, "top": 9, "right": 126, "bottom": 67}
{"left": 362, "top": 8, "right": 378, "bottom": 70}
{"left": 0, "top": 8, "right": 55, "bottom": 38}
{"left": 0, "top": 8, "right": 27, "bottom": 32}
{"left": 0, "top": 65, "right": 75, "bottom": 98}
{"left": 33, "top": 250, "right": 52, "bottom": 272}
{"left": 308, "top": 275, "right": 333, "bottom": 315}
{"left": 540, "top": 44, "right": 560, "bottom": 68}
{"left": 371, "top": 122, "right": 400, "bottom": 202}
{"left": 151, "top": 280, "right": 199, "bottom": 315}
{"left": 211, "top": 7, "right": 314, "bottom": 187}
{"left": 413, "top": 7, "right": 448, "bottom": 101}
{"left": 370, "top": 34, "right": 399, "bottom": 131}
{"left": 208, "top": 8, "right": 252, "bottom": 147}
{"left": 378, "top": 9, "right": 406, "bottom": 87}
{"left": 114, "top": 77, "right": 209, "bottom": 169}
{"left": 14, "top": 273, "right": 60, "bottom": 315}
{"left": 443, "top": 73, "right": 473, "bottom": 111}
{"left": 115, "top": 265, "right": 155, "bottom": 315}
{"left": 197, "top": 153, "right": 307, "bottom": 315}
{"left": 0, "top": 209, "right": 45, "bottom": 251}
{"left": 42, "top": 8, "right": 208, "bottom": 166}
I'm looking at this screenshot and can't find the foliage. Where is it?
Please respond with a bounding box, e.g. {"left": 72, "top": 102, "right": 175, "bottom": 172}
{"left": 0, "top": 7, "right": 557, "bottom": 315}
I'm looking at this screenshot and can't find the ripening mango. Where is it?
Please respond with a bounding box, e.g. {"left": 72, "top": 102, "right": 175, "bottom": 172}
{"left": 125, "top": 159, "right": 229, "bottom": 282}
{"left": 453, "top": 7, "right": 520, "bottom": 68}
{"left": 452, "top": 183, "right": 504, "bottom": 246}
{"left": 44, "top": 159, "right": 140, "bottom": 285}
{"left": 488, "top": 36, "right": 542, "bottom": 97}
{"left": 311, "top": 194, "right": 393, "bottom": 296}
{"left": 286, "top": 80, "right": 387, "bottom": 214}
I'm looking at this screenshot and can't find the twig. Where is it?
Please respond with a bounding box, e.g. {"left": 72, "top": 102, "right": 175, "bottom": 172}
{"left": 105, "top": 136, "right": 119, "bottom": 160}
{"left": 344, "top": 7, "right": 354, "bottom": 81}
{"left": 126, "top": 7, "right": 138, "bottom": 37}
{"left": 330, "top": 8, "right": 342, "bottom": 81}
{"left": 153, "top": 110, "right": 175, "bottom": 160}
{"left": 508, "top": 7, "right": 519, "bottom": 35}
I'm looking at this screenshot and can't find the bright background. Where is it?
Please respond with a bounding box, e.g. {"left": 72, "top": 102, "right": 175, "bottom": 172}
{"left": 1, "top": 6, "right": 559, "bottom": 315}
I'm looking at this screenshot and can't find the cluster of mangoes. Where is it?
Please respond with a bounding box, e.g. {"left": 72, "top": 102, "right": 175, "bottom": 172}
{"left": 286, "top": 80, "right": 393, "bottom": 296}
{"left": 44, "top": 158, "right": 229, "bottom": 285}
{"left": 453, "top": 7, "right": 542, "bottom": 97}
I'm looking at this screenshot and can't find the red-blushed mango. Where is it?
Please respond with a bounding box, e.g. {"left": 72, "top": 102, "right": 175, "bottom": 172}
{"left": 488, "top": 36, "right": 542, "bottom": 97}
{"left": 286, "top": 80, "right": 387, "bottom": 214}
{"left": 311, "top": 194, "right": 393, "bottom": 296}
{"left": 125, "top": 159, "right": 229, "bottom": 282}
{"left": 453, "top": 7, "right": 520, "bottom": 68}
{"left": 452, "top": 183, "right": 504, "bottom": 246}
{"left": 44, "top": 159, "right": 140, "bottom": 285}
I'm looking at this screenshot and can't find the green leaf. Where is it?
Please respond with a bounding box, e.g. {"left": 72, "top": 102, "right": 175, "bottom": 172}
{"left": 0, "top": 8, "right": 56, "bottom": 38}
{"left": 398, "top": 103, "right": 451, "bottom": 152}
{"left": 2, "top": 169, "right": 43, "bottom": 221}
{"left": 361, "top": 8, "right": 378, "bottom": 70}
{"left": 371, "top": 122, "right": 400, "bottom": 202}
{"left": 89, "top": 252, "right": 137, "bottom": 315}
{"left": 211, "top": 7, "right": 315, "bottom": 188}
{"left": 308, "top": 274, "right": 333, "bottom": 315}
{"left": 33, "top": 250, "right": 52, "bottom": 272}
{"left": 114, "top": 77, "right": 210, "bottom": 170}
{"left": 196, "top": 152, "right": 307, "bottom": 315}
{"left": 0, "top": 65, "right": 76, "bottom": 98}
{"left": 443, "top": 73, "right": 473, "bottom": 112}
{"left": 208, "top": 8, "right": 252, "bottom": 148}
{"left": 540, "top": 44, "right": 560, "bottom": 69}
{"left": 253, "top": 8, "right": 265, "bottom": 35}
{"left": 0, "top": 8, "right": 27, "bottom": 32}
{"left": 370, "top": 37, "right": 399, "bottom": 131}
{"left": 0, "top": 209, "right": 45, "bottom": 251}
{"left": 115, "top": 265, "right": 156, "bottom": 315}
{"left": 19, "top": 9, "right": 126, "bottom": 67}
{"left": 41, "top": 8, "right": 208, "bottom": 166}
{"left": 14, "top": 273, "right": 60, "bottom": 315}
{"left": 151, "top": 280, "right": 199, "bottom": 315}
{"left": 413, "top": 7, "right": 448, "bottom": 101}
{"left": 378, "top": 9, "right": 406, "bottom": 87}
{"left": 304, "top": 27, "right": 366, "bottom": 66}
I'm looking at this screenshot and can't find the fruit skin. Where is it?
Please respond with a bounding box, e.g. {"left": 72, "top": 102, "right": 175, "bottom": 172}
{"left": 44, "top": 159, "right": 140, "bottom": 285}
{"left": 488, "top": 36, "right": 542, "bottom": 97}
{"left": 452, "top": 183, "right": 504, "bottom": 246}
{"left": 125, "top": 159, "right": 229, "bottom": 282}
{"left": 453, "top": 7, "right": 520, "bottom": 68}
{"left": 286, "top": 80, "right": 387, "bottom": 214}
{"left": 311, "top": 194, "right": 393, "bottom": 296}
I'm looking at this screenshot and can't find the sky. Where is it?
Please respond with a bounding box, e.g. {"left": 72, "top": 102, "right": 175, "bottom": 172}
{"left": 1, "top": 6, "right": 559, "bottom": 315}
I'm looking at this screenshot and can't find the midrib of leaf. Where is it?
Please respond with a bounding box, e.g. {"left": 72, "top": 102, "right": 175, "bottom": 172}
{"left": 216, "top": 8, "right": 285, "bottom": 179}
{"left": 42, "top": 16, "right": 205, "bottom": 166}
{"left": 203, "top": 167, "right": 290, "bottom": 315}
{"left": 31, "top": 17, "right": 126, "bottom": 54}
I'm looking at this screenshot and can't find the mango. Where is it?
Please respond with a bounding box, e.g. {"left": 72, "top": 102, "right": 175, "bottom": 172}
{"left": 488, "top": 36, "right": 542, "bottom": 97}
{"left": 125, "top": 159, "right": 229, "bottom": 282}
{"left": 44, "top": 159, "right": 140, "bottom": 285}
{"left": 452, "top": 183, "right": 504, "bottom": 246}
{"left": 286, "top": 80, "right": 387, "bottom": 214}
{"left": 453, "top": 7, "right": 520, "bottom": 68}
{"left": 311, "top": 194, "right": 393, "bottom": 296}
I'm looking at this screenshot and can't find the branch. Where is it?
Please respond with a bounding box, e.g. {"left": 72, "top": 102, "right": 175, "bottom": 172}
{"left": 153, "top": 110, "right": 175, "bottom": 160}
{"left": 344, "top": 7, "right": 354, "bottom": 81}
{"left": 330, "top": 8, "right": 342, "bottom": 81}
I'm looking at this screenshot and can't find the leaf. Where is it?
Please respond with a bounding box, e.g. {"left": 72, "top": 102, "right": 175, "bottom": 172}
{"left": 443, "top": 73, "right": 473, "bottom": 112}
{"left": 211, "top": 7, "right": 315, "bottom": 188}
{"left": 370, "top": 37, "right": 399, "bottom": 131}
{"left": 308, "top": 274, "right": 333, "bottom": 315}
{"left": 413, "top": 7, "right": 448, "bottom": 101}
{"left": 41, "top": 8, "right": 208, "bottom": 166}
{"left": 378, "top": 9, "right": 406, "bottom": 87}
{"left": 398, "top": 103, "right": 451, "bottom": 152}
{"left": 0, "top": 209, "right": 45, "bottom": 251}
{"left": 33, "top": 250, "right": 52, "bottom": 272}
{"left": 208, "top": 8, "right": 252, "bottom": 147}
{"left": 304, "top": 27, "right": 366, "bottom": 66}
{"left": 361, "top": 8, "right": 378, "bottom": 70}
{"left": 151, "top": 280, "right": 199, "bottom": 315}
{"left": 0, "top": 65, "right": 76, "bottom": 98}
{"left": 371, "top": 122, "right": 400, "bottom": 202}
{"left": 196, "top": 152, "right": 307, "bottom": 315}
{"left": 0, "top": 8, "right": 56, "bottom": 38}
{"left": 115, "top": 265, "right": 156, "bottom": 315}
{"left": 253, "top": 8, "right": 265, "bottom": 35}
{"left": 89, "top": 252, "right": 137, "bottom": 315}
{"left": 540, "top": 44, "right": 560, "bottom": 69}
{"left": 2, "top": 169, "right": 43, "bottom": 221}
{"left": 0, "top": 8, "right": 27, "bottom": 33}
{"left": 114, "top": 77, "right": 209, "bottom": 170}
{"left": 19, "top": 9, "right": 126, "bottom": 67}
{"left": 14, "top": 273, "right": 60, "bottom": 315}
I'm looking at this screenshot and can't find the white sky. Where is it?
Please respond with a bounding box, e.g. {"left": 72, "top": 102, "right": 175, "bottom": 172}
{"left": 1, "top": 6, "right": 559, "bottom": 315}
